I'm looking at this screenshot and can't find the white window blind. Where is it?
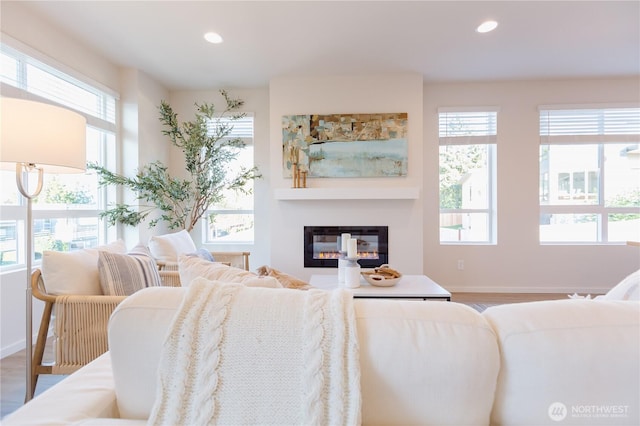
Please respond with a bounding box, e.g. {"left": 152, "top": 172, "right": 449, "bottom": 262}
{"left": 539, "top": 107, "right": 640, "bottom": 143}
{"left": 1, "top": 42, "right": 117, "bottom": 128}
{"left": 438, "top": 109, "right": 498, "bottom": 145}
{"left": 207, "top": 115, "right": 254, "bottom": 139}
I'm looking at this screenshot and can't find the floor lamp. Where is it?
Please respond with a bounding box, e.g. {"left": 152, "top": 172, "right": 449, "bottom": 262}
{"left": 0, "top": 97, "right": 86, "bottom": 401}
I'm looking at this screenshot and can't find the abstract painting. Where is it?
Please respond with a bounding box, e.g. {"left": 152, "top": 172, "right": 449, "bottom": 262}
{"left": 282, "top": 113, "right": 408, "bottom": 178}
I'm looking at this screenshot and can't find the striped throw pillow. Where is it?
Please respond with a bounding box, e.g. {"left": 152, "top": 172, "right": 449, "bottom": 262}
{"left": 98, "top": 245, "right": 162, "bottom": 296}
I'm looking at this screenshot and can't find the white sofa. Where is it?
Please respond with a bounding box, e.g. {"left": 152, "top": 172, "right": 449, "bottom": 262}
{"left": 5, "top": 287, "right": 639, "bottom": 426}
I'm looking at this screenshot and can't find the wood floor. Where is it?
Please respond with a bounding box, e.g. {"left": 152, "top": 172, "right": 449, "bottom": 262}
{"left": 1, "top": 337, "right": 66, "bottom": 419}
{"left": 0, "top": 292, "right": 571, "bottom": 419}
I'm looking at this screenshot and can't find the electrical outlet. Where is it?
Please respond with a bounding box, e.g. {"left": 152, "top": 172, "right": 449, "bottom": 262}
{"left": 457, "top": 260, "right": 464, "bottom": 270}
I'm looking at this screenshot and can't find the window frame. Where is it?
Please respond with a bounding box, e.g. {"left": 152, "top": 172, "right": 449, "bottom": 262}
{"left": 539, "top": 105, "right": 640, "bottom": 244}
{"left": 203, "top": 114, "right": 256, "bottom": 245}
{"left": 438, "top": 107, "right": 499, "bottom": 245}
{"left": 0, "top": 37, "right": 119, "bottom": 271}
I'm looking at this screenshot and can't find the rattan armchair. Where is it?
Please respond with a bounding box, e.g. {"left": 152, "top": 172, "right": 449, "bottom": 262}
{"left": 211, "top": 251, "right": 250, "bottom": 271}
{"left": 30, "top": 269, "right": 125, "bottom": 399}
{"left": 29, "top": 265, "right": 181, "bottom": 400}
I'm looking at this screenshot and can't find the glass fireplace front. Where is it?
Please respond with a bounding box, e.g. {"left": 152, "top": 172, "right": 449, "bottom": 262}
{"left": 304, "top": 226, "right": 388, "bottom": 268}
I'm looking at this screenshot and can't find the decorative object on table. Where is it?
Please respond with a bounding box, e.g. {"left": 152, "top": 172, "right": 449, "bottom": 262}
{"left": 343, "top": 236, "right": 362, "bottom": 288}
{"left": 0, "top": 97, "right": 87, "bottom": 401}
{"left": 89, "top": 90, "right": 261, "bottom": 232}
{"left": 338, "top": 233, "right": 351, "bottom": 283}
{"left": 347, "top": 237, "right": 358, "bottom": 259}
{"left": 362, "top": 265, "right": 402, "bottom": 287}
{"left": 282, "top": 113, "right": 408, "bottom": 178}
{"left": 344, "top": 257, "right": 361, "bottom": 289}
{"left": 338, "top": 253, "right": 347, "bottom": 283}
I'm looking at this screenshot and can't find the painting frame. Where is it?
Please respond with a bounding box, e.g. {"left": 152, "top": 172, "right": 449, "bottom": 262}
{"left": 282, "top": 113, "right": 408, "bottom": 178}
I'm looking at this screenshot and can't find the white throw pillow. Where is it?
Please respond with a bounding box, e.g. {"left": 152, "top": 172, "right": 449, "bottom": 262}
{"left": 41, "top": 239, "right": 127, "bottom": 296}
{"left": 98, "top": 245, "right": 163, "bottom": 296}
{"left": 603, "top": 269, "right": 640, "bottom": 301}
{"left": 148, "top": 230, "right": 197, "bottom": 263}
{"left": 239, "top": 275, "right": 284, "bottom": 289}
{"left": 178, "top": 255, "right": 281, "bottom": 288}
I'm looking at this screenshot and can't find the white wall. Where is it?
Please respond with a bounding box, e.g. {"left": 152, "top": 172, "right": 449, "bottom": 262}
{"left": 268, "top": 74, "right": 425, "bottom": 280}
{"left": 0, "top": 270, "right": 45, "bottom": 358}
{"left": 423, "top": 78, "right": 640, "bottom": 293}
{"left": 0, "top": 1, "right": 120, "bottom": 95}
{"left": 119, "top": 68, "right": 170, "bottom": 247}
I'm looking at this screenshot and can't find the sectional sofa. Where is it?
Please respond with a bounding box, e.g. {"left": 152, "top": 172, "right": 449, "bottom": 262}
{"left": 4, "top": 276, "right": 639, "bottom": 425}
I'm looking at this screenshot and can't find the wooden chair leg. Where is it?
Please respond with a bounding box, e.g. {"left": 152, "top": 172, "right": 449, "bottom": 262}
{"left": 243, "top": 252, "right": 250, "bottom": 271}
{"left": 26, "top": 300, "right": 53, "bottom": 402}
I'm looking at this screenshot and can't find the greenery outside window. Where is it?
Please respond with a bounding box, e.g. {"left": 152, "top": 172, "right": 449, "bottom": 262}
{"left": 0, "top": 38, "right": 118, "bottom": 268}
{"left": 439, "top": 108, "right": 498, "bottom": 244}
{"left": 539, "top": 106, "right": 640, "bottom": 243}
{"left": 204, "top": 115, "right": 256, "bottom": 243}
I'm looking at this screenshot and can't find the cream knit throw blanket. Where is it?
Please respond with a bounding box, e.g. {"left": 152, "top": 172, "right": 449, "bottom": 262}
{"left": 148, "top": 278, "right": 361, "bottom": 425}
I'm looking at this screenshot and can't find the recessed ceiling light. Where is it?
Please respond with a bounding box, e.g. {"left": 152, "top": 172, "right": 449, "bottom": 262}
{"left": 476, "top": 20, "right": 498, "bottom": 33}
{"left": 204, "top": 32, "right": 223, "bottom": 44}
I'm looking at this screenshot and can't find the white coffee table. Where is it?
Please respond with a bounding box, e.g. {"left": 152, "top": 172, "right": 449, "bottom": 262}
{"left": 309, "top": 274, "right": 451, "bottom": 301}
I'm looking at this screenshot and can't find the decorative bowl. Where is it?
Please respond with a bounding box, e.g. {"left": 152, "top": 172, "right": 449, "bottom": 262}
{"left": 361, "top": 267, "right": 402, "bottom": 287}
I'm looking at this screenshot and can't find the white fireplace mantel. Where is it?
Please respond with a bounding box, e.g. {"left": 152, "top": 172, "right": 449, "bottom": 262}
{"left": 273, "top": 186, "right": 420, "bottom": 201}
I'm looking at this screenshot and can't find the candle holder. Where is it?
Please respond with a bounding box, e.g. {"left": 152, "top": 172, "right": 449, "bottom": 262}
{"left": 290, "top": 163, "right": 308, "bottom": 188}
{"left": 344, "top": 257, "right": 361, "bottom": 288}
{"left": 337, "top": 251, "right": 347, "bottom": 283}
{"left": 291, "top": 163, "right": 299, "bottom": 188}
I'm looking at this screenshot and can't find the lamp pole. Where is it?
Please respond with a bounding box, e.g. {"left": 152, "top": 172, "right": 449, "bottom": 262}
{"left": 16, "top": 163, "right": 44, "bottom": 402}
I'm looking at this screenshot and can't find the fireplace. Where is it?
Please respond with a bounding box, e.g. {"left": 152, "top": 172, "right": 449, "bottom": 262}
{"left": 304, "top": 226, "right": 388, "bottom": 268}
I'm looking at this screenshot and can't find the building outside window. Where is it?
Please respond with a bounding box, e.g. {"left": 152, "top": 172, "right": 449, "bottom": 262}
{"left": 0, "top": 39, "right": 117, "bottom": 268}
{"left": 439, "top": 108, "right": 498, "bottom": 244}
{"left": 539, "top": 106, "right": 640, "bottom": 243}
{"left": 204, "top": 115, "right": 256, "bottom": 244}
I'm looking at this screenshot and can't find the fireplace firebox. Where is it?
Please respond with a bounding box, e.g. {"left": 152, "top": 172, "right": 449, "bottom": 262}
{"left": 304, "top": 226, "right": 388, "bottom": 268}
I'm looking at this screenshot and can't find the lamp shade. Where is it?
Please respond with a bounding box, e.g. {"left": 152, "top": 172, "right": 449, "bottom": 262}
{"left": 0, "top": 97, "right": 86, "bottom": 173}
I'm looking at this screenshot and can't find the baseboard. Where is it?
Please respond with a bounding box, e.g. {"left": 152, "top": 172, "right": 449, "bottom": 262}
{"left": 1, "top": 328, "right": 53, "bottom": 359}
{"left": 446, "top": 285, "right": 609, "bottom": 295}
{"left": 1, "top": 339, "right": 26, "bottom": 359}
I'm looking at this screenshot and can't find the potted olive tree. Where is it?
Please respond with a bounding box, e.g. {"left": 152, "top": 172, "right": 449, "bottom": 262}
{"left": 89, "top": 90, "right": 260, "bottom": 232}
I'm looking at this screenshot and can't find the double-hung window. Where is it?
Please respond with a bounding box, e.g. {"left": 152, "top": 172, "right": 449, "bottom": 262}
{"left": 439, "top": 108, "right": 498, "bottom": 244}
{"left": 0, "top": 38, "right": 118, "bottom": 268}
{"left": 204, "top": 115, "right": 256, "bottom": 244}
{"left": 539, "top": 106, "right": 640, "bottom": 243}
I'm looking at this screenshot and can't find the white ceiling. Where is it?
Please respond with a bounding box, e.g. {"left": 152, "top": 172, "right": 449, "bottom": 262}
{"left": 18, "top": 1, "right": 640, "bottom": 91}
